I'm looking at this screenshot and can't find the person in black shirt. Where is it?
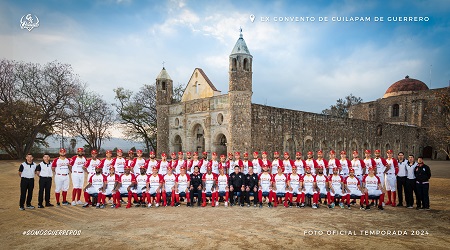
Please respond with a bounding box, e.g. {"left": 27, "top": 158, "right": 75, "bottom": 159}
{"left": 18, "top": 153, "right": 38, "bottom": 210}
{"left": 229, "top": 165, "right": 245, "bottom": 206}
{"left": 414, "top": 157, "right": 431, "bottom": 210}
{"left": 189, "top": 166, "right": 203, "bottom": 207}
{"left": 245, "top": 166, "right": 259, "bottom": 207}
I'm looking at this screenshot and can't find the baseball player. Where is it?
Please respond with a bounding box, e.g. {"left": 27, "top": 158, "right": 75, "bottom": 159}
{"left": 244, "top": 165, "right": 258, "bottom": 207}
{"left": 169, "top": 152, "right": 177, "bottom": 173}
{"left": 69, "top": 147, "right": 86, "bottom": 206}
{"left": 216, "top": 165, "right": 230, "bottom": 207}
{"left": 127, "top": 149, "right": 135, "bottom": 161}
{"left": 146, "top": 151, "right": 159, "bottom": 175}
{"left": 350, "top": 150, "right": 366, "bottom": 205}
{"left": 282, "top": 152, "right": 295, "bottom": 175}
{"left": 198, "top": 152, "right": 209, "bottom": 174}
{"left": 174, "top": 152, "right": 186, "bottom": 175}
{"left": 242, "top": 152, "right": 253, "bottom": 175}
{"left": 385, "top": 149, "right": 399, "bottom": 207}
{"left": 287, "top": 165, "right": 301, "bottom": 207}
{"left": 305, "top": 151, "right": 318, "bottom": 175}
{"left": 258, "top": 164, "right": 274, "bottom": 208}
{"left": 327, "top": 150, "right": 341, "bottom": 176}
{"left": 273, "top": 165, "right": 289, "bottom": 207}
{"left": 82, "top": 165, "right": 106, "bottom": 208}
{"left": 112, "top": 149, "right": 128, "bottom": 175}
{"left": 104, "top": 166, "right": 120, "bottom": 208}
{"left": 315, "top": 150, "right": 328, "bottom": 176}
{"left": 130, "top": 150, "right": 147, "bottom": 176}
{"left": 315, "top": 166, "right": 329, "bottom": 205}
{"left": 219, "top": 154, "right": 227, "bottom": 174}
{"left": 374, "top": 149, "right": 388, "bottom": 205}
{"left": 226, "top": 152, "right": 235, "bottom": 175}
{"left": 252, "top": 151, "right": 263, "bottom": 174}
{"left": 233, "top": 152, "right": 244, "bottom": 173}
{"left": 185, "top": 152, "right": 193, "bottom": 174}
{"left": 162, "top": 166, "right": 176, "bottom": 207}
{"left": 83, "top": 149, "right": 101, "bottom": 205}
{"left": 344, "top": 168, "right": 366, "bottom": 210}
{"left": 157, "top": 153, "right": 170, "bottom": 175}
{"left": 37, "top": 153, "right": 54, "bottom": 208}
{"left": 362, "top": 166, "right": 385, "bottom": 210}
{"left": 202, "top": 165, "right": 218, "bottom": 207}
{"left": 174, "top": 165, "right": 190, "bottom": 206}
{"left": 99, "top": 150, "right": 114, "bottom": 175}
{"left": 117, "top": 166, "right": 136, "bottom": 209}
{"left": 300, "top": 166, "right": 319, "bottom": 208}
{"left": 339, "top": 151, "right": 352, "bottom": 179}
{"left": 208, "top": 152, "right": 220, "bottom": 175}
{"left": 146, "top": 166, "right": 163, "bottom": 208}
{"left": 260, "top": 152, "right": 272, "bottom": 174}
{"left": 133, "top": 166, "right": 149, "bottom": 207}
{"left": 328, "top": 167, "right": 346, "bottom": 209}
{"left": 294, "top": 152, "right": 306, "bottom": 176}
{"left": 191, "top": 152, "right": 201, "bottom": 173}
{"left": 271, "top": 152, "right": 283, "bottom": 175}
{"left": 52, "top": 148, "right": 71, "bottom": 206}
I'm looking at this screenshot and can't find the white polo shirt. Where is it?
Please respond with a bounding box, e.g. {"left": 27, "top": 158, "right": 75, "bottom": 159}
{"left": 19, "top": 161, "right": 37, "bottom": 178}
{"left": 397, "top": 159, "right": 408, "bottom": 177}
{"left": 39, "top": 161, "right": 53, "bottom": 177}
{"left": 406, "top": 162, "right": 417, "bottom": 180}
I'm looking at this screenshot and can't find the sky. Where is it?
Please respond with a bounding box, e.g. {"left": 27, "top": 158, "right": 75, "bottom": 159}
{"left": 1, "top": 0, "right": 449, "bottom": 117}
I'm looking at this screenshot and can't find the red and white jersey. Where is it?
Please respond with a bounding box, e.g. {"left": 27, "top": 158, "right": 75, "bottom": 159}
{"left": 52, "top": 158, "right": 70, "bottom": 175}
{"left": 174, "top": 159, "right": 186, "bottom": 175}
{"left": 351, "top": 158, "right": 365, "bottom": 176}
{"left": 315, "top": 159, "right": 328, "bottom": 175}
{"left": 176, "top": 174, "right": 190, "bottom": 192}
{"left": 131, "top": 158, "right": 147, "bottom": 176}
{"left": 186, "top": 159, "right": 193, "bottom": 174}
{"left": 146, "top": 159, "right": 159, "bottom": 174}
{"left": 288, "top": 173, "right": 301, "bottom": 193}
{"left": 209, "top": 160, "right": 220, "bottom": 175}
{"left": 198, "top": 159, "right": 209, "bottom": 174}
{"left": 147, "top": 174, "right": 163, "bottom": 190}
{"left": 374, "top": 157, "right": 387, "bottom": 176}
{"left": 202, "top": 173, "right": 217, "bottom": 192}
{"left": 226, "top": 159, "right": 235, "bottom": 174}
{"left": 329, "top": 174, "right": 344, "bottom": 191}
{"left": 294, "top": 159, "right": 306, "bottom": 175}
{"left": 113, "top": 157, "right": 127, "bottom": 174}
{"left": 283, "top": 159, "right": 295, "bottom": 174}
{"left": 192, "top": 159, "right": 200, "bottom": 172}
{"left": 274, "top": 173, "right": 287, "bottom": 192}
{"left": 106, "top": 174, "right": 119, "bottom": 190}
{"left": 363, "top": 158, "right": 376, "bottom": 169}
{"left": 258, "top": 173, "right": 273, "bottom": 191}
{"left": 345, "top": 176, "right": 361, "bottom": 192}
{"left": 70, "top": 156, "right": 86, "bottom": 173}
{"left": 301, "top": 174, "right": 315, "bottom": 190}
{"left": 242, "top": 160, "right": 252, "bottom": 175}
{"left": 385, "top": 158, "right": 398, "bottom": 175}
{"left": 218, "top": 161, "right": 227, "bottom": 172}
{"left": 271, "top": 159, "right": 283, "bottom": 175}
{"left": 217, "top": 174, "right": 229, "bottom": 192}
{"left": 339, "top": 159, "right": 351, "bottom": 176}
{"left": 100, "top": 158, "right": 113, "bottom": 175}
{"left": 88, "top": 173, "right": 106, "bottom": 191}
{"left": 252, "top": 159, "right": 263, "bottom": 174}
{"left": 119, "top": 173, "right": 136, "bottom": 188}
{"left": 363, "top": 175, "right": 381, "bottom": 191}
{"left": 163, "top": 173, "right": 176, "bottom": 191}
{"left": 135, "top": 174, "right": 148, "bottom": 190}
{"left": 85, "top": 158, "right": 101, "bottom": 176}
{"left": 327, "top": 158, "right": 341, "bottom": 175}
{"left": 315, "top": 174, "right": 328, "bottom": 192}
{"left": 305, "top": 159, "right": 318, "bottom": 175}
{"left": 158, "top": 160, "right": 169, "bottom": 175}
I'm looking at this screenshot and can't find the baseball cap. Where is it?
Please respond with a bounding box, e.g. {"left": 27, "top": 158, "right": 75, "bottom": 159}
{"left": 296, "top": 152, "right": 302, "bottom": 156}
{"left": 220, "top": 154, "right": 225, "bottom": 158}
{"left": 386, "top": 149, "right": 393, "bottom": 154}
{"left": 59, "top": 148, "right": 66, "bottom": 153}
{"left": 374, "top": 149, "right": 381, "bottom": 153}
{"left": 178, "top": 152, "right": 183, "bottom": 155}
{"left": 228, "top": 152, "right": 233, "bottom": 156}
{"left": 349, "top": 168, "right": 355, "bottom": 173}
{"left": 124, "top": 165, "right": 131, "bottom": 170}
{"left": 235, "top": 152, "right": 240, "bottom": 156}
{"left": 91, "top": 149, "right": 98, "bottom": 154}
{"left": 137, "top": 150, "right": 143, "bottom": 154}
{"left": 193, "top": 152, "right": 198, "bottom": 156}
{"left": 171, "top": 152, "right": 176, "bottom": 156}
{"left": 180, "top": 166, "right": 186, "bottom": 170}
{"left": 340, "top": 150, "right": 346, "bottom": 155}
{"left": 128, "top": 150, "right": 134, "bottom": 154}
{"left": 307, "top": 151, "right": 313, "bottom": 155}
{"left": 106, "top": 150, "right": 112, "bottom": 154}
{"left": 305, "top": 166, "right": 311, "bottom": 171}
{"left": 218, "top": 165, "right": 224, "bottom": 170}
{"left": 253, "top": 151, "right": 259, "bottom": 155}
{"left": 330, "top": 150, "right": 336, "bottom": 154}
{"left": 202, "top": 151, "right": 208, "bottom": 155}
{"left": 207, "top": 165, "right": 212, "bottom": 170}
{"left": 243, "top": 152, "right": 249, "bottom": 157}
{"left": 212, "top": 152, "right": 217, "bottom": 156}
{"left": 317, "top": 150, "right": 323, "bottom": 154}
{"left": 368, "top": 166, "right": 375, "bottom": 171}
{"left": 139, "top": 165, "right": 146, "bottom": 169}
{"left": 353, "top": 150, "right": 358, "bottom": 154}
{"left": 95, "top": 165, "right": 102, "bottom": 169}
{"left": 273, "top": 151, "right": 279, "bottom": 155}
{"left": 364, "top": 149, "right": 371, "bottom": 154}
{"left": 150, "top": 151, "right": 155, "bottom": 155}
{"left": 284, "top": 152, "right": 289, "bottom": 156}
{"left": 117, "top": 149, "right": 123, "bottom": 153}
{"left": 161, "top": 153, "right": 167, "bottom": 157}
{"left": 77, "top": 148, "right": 84, "bottom": 152}
{"left": 262, "top": 151, "right": 267, "bottom": 155}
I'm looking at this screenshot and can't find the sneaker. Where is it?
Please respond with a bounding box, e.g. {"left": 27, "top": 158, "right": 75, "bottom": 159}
{"left": 339, "top": 203, "right": 345, "bottom": 209}
{"left": 300, "top": 203, "right": 305, "bottom": 208}
{"left": 240, "top": 203, "right": 244, "bottom": 207}
{"left": 259, "top": 203, "right": 263, "bottom": 208}
{"left": 71, "top": 201, "right": 77, "bottom": 206}
{"left": 365, "top": 205, "right": 371, "bottom": 210}
{"left": 111, "top": 204, "right": 116, "bottom": 208}
{"left": 247, "top": 203, "right": 251, "bottom": 207}
{"left": 76, "top": 200, "right": 83, "bottom": 205}
{"left": 397, "top": 203, "right": 403, "bottom": 207}
{"left": 312, "top": 204, "right": 318, "bottom": 209}
{"left": 100, "top": 204, "right": 105, "bottom": 209}
{"left": 19, "top": 207, "right": 25, "bottom": 211}
{"left": 360, "top": 205, "right": 365, "bottom": 210}
{"left": 176, "top": 202, "right": 181, "bottom": 207}
{"left": 331, "top": 203, "right": 335, "bottom": 209}
{"left": 407, "top": 206, "right": 413, "bottom": 209}
{"left": 56, "top": 202, "right": 61, "bottom": 207}
{"left": 216, "top": 201, "right": 219, "bottom": 207}
{"left": 26, "top": 205, "right": 35, "bottom": 209}
{"left": 45, "top": 203, "right": 54, "bottom": 207}
{"left": 268, "top": 202, "right": 273, "bottom": 208}
{"left": 82, "top": 203, "right": 89, "bottom": 208}
{"left": 378, "top": 205, "right": 384, "bottom": 210}
{"left": 155, "top": 203, "right": 159, "bottom": 207}
{"left": 186, "top": 202, "right": 191, "bottom": 207}
{"left": 347, "top": 204, "right": 351, "bottom": 209}
{"left": 148, "top": 203, "right": 152, "bottom": 208}
{"left": 142, "top": 204, "right": 147, "bottom": 208}
{"left": 135, "top": 202, "right": 141, "bottom": 207}
{"left": 328, "top": 205, "right": 333, "bottom": 209}
{"left": 62, "top": 201, "right": 69, "bottom": 206}
{"left": 96, "top": 204, "right": 100, "bottom": 209}
{"left": 424, "top": 207, "right": 430, "bottom": 210}
{"left": 38, "top": 204, "right": 44, "bottom": 208}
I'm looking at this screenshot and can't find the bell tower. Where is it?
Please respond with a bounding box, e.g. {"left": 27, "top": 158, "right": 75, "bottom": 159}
{"left": 156, "top": 67, "right": 173, "bottom": 155}
{"left": 228, "top": 30, "right": 253, "bottom": 153}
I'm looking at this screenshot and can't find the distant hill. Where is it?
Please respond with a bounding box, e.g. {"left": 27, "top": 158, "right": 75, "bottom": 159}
{"left": 43, "top": 135, "right": 146, "bottom": 153}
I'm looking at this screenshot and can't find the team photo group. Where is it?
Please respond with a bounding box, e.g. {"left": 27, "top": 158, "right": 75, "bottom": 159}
{"left": 18, "top": 147, "right": 431, "bottom": 212}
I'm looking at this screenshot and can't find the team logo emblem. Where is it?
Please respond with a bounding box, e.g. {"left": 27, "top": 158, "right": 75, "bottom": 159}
{"left": 20, "top": 14, "right": 40, "bottom": 31}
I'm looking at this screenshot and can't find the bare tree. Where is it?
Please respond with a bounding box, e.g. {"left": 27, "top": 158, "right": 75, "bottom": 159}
{"left": 426, "top": 87, "right": 450, "bottom": 158}
{"left": 65, "top": 90, "right": 114, "bottom": 152}
{"left": 0, "top": 59, "right": 81, "bottom": 159}
{"left": 322, "top": 94, "right": 363, "bottom": 118}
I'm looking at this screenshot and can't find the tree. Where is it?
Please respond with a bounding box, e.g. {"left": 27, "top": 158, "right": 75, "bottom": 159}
{"left": 70, "top": 138, "right": 77, "bottom": 154}
{"left": 0, "top": 59, "right": 81, "bottom": 159}
{"left": 322, "top": 94, "right": 363, "bottom": 118}
{"left": 426, "top": 87, "right": 450, "bottom": 158}
{"left": 65, "top": 89, "right": 114, "bottom": 152}
{"left": 114, "top": 83, "right": 185, "bottom": 153}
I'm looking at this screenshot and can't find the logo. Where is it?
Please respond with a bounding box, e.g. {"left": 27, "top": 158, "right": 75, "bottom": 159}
{"left": 20, "top": 14, "right": 40, "bottom": 31}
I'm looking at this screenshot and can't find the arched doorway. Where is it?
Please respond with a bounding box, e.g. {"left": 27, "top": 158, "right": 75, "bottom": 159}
{"left": 174, "top": 135, "right": 182, "bottom": 153}
{"left": 305, "top": 139, "right": 313, "bottom": 152}
{"left": 286, "top": 138, "right": 296, "bottom": 157}
{"left": 192, "top": 124, "right": 205, "bottom": 154}
{"left": 423, "top": 146, "right": 432, "bottom": 158}
{"left": 215, "top": 133, "right": 227, "bottom": 157}
{"left": 351, "top": 141, "right": 358, "bottom": 151}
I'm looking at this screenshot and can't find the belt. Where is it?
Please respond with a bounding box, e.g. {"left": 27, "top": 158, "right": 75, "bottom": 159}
{"left": 73, "top": 171, "right": 84, "bottom": 173}
{"left": 397, "top": 175, "right": 407, "bottom": 177}
{"left": 40, "top": 176, "right": 52, "bottom": 178}
{"left": 116, "top": 172, "right": 124, "bottom": 174}
{"left": 21, "top": 177, "right": 34, "bottom": 179}
{"left": 57, "top": 173, "right": 68, "bottom": 176}
{"left": 416, "top": 181, "right": 429, "bottom": 184}
{"left": 386, "top": 173, "right": 394, "bottom": 175}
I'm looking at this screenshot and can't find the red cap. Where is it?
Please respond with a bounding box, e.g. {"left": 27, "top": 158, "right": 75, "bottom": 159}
{"left": 333, "top": 167, "right": 339, "bottom": 171}
{"left": 167, "top": 166, "right": 173, "bottom": 171}
{"left": 277, "top": 165, "right": 283, "bottom": 170}
{"left": 137, "top": 149, "right": 143, "bottom": 154}
{"left": 375, "top": 149, "right": 381, "bottom": 153}
{"left": 262, "top": 151, "right": 267, "bottom": 155}
{"left": 262, "top": 164, "right": 269, "bottom": 168}
{"left": 150, "top": 151, "right": 155, "bottom": 155}
{"left": 128, "top": 150, "right": 134, "bottom": 154}
{"left": 317, "top": 150, "right": 323, "bottom": 154}
{"left": 207, "top": 165, "right": 212, "bottom": 170}
{"left": 212, "top": 152, "right": 217, "bottom": 156}
{"left": 117, "top": 149, "right": 123, "bottom": 153}
{"left": 292, "top": 165, "right": 297, "bottom": 169}
{"left": 193, "top": 152, "right": 198, "bottom": 156}
{"left": 202, "top": 151, "right": 207, "bottom": 155}
{"left": 220, "top": 154, "right": 225, "bottom": 158}
{"left": 387, "top": 149, "right": 393, "bottom": 154}
{"left": 171, "top": 152, "right": 176, "bottom": 156}
{"left": 295, "top": 152, "right": 302, "bottom": 156}
{"left": 368, "top": 166, "right": 375, "bottom": 171}
{"left": 124, "top": 165, "right": 131, "bottom": 170}
{"left": 109, "top": 166, "right": 115, "bottom": 170}
{"left": 284, "top": 152, "right": 289, "bottom": 156}
{"left": 106, "top": 150, "right": 112, "bottom": 154}
{"left": 95, "top": 165, "right": 102, "bottom": 169}
{"left": 243, "top": 152, "right": 249, "bottom": 157}
{"left": 349, "top": 168, "right": 355, "bottom": 173}
{"left": 218, "top": 165, "right": 224, "bottom": 170}
{"left": 364, "top": 149, "right": 371, "bottom": 154}
{"left": 353, "top": 150, "right": 358, "bottom": 155}
{"left": 317, "top": 165, "right": 323, "bottom": 169}
{"left": 139, "top": 165, "right": 146, "bottom": 169}
{"left": 253, "top": 151, "right": 259, "bottom": 155}
{"left": 307, "top": 151, "right": 313, "bottom": 155}
{"left": 91, "top": 149, "right": 98, "bottom": 154}
{"left": 77, "top": 148, "right": 84, "bottom": 152}
{"left": 305, "top": 166, "right": 311, "bottom": 171}
{"left": 235, "top": 152, "right": 240, "bottom": 156}
{"left": 228, "top": 152, "right": 233, "bottom": 156}
{"left": 178, "top": 152, "right": 183, "bottom": 155}
{"left": 274, "top": 151, "right": 279, "bottom": 155}
{"left": 186, "top": 152, "right": 191, "bottom": 156}
{"left": 340, "top": 150, "right": 346, "bottom": 155}
{"left": 161, "top": 153, "right": 167, "bottom": 157}
{"left": 59, "top": 148, "right": 66, "bottom": 153}
{"left": 180, "top": 166, "right": 186, "bottom": 170}
{"left": 152, "top": 166, "right": 158, "bottom": 170}
{"left": 330, "top": 150, "right": 336, "bottom": 154}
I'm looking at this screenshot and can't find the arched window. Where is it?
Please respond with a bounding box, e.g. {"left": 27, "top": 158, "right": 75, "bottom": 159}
{"left": 392, "top": 104, "right": 399, "bottom": 117}
{"left": 232, "top": 58, "right": 237, "bottom": 71}
{"left": 243, "top": 58, "right": 249, "bottom": 71}
{"left": 162, "top": 81, "right": 166, "bottom": 90}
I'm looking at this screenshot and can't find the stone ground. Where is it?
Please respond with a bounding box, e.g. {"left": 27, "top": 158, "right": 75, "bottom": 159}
{"left": 1, "top": 160, "right": 449, "bottom": 249}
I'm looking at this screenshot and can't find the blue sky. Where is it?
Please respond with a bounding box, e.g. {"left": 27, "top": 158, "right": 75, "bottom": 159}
{"left": 1, "top": 0, "right": 449, "bottom": 116}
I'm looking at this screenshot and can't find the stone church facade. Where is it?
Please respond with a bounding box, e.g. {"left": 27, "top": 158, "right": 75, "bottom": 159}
{"left": 156, "top": 33, "right": 446, "bottom": 160}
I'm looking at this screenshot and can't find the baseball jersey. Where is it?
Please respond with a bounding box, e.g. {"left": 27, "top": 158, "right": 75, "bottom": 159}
{"left": 106, "top": 174, "right": 119, "bottom": 191}
{"left": 363, "top": 158, "right": 376, "bottom": 169}
{"left": 119, "top": 174, "right": 136, "bottom": 190}
{"left": 242, "top": 160, "right": 252, "bottom": 175}
{"left": 52, "top": 158, "right": 70, "bottom": 175}
{"left": 305, "top": 159, "right": 317, "bottom": 175}
{"left": 174, "top": 159, "right": 186, "bottom": 175}
{"left": 131, "top": 158, "right": 147, "bottom": 176}
{"left": 258, "top": 173, "right": 273, "bottom": 192}
{"left": 217, "top": 174, "right": 229, "bottom": 192}
{"left": 351, "top": 159, "right": 365, "bottom": 176}
{"left": 301, "top": 174, "right": 315, "bottom": 191}
{"left": 226, "top": 159, "right": 235, "bottom": 174}
{"left": 192, "top": 159, "right": 200, "bottom": 171}
{"left": 316, "top": 159, "right": 328, "bottom": 175}
{"left": 147, "top": 174, "right": 163, "bottom": 192}
{"left": 345, "top": 176, "right": 361, "bottom": 193}
{"left": 202, "top": 173, "right": 217, "bottom": 192}
{"left": 271, "top": 159, "right": 282, "bottom": 174}
{"left": 85, "top": 158, "right": 101, "bottom": 176}
{"left": 374, "top": 157, "right": 387, "bottom": 176}
{"left": 339, "top": 159, "right": 351, "bottom": 176}
{"left": 327, "top": 159, "right": 341, "bottom": 175}
{"left": 88, "top": 174, "right": 106, "bottom": 192}
{"left": 100, "top": 158, "right": 113, "bottom": 175}
{"left": 163, "top": 173, "right": 176, "bottom": 191}
{"left": 288, "top": 173, "right": 301, "bottom": 193}
{"left": 283, "top": 159, "right": 294, "bottom": 174}
{"left": 252, "top": 158, "right": 263, "bottom": 174}
{"left": 113, "top": 157, "right": 127, "bottom": 174}
{"left": 199, "top": 159, "right": 209, "bottom": 174}
{"left": 294, "top": 160, "right": 305, "bottom": 175}
{"left": 176, "top": 174, "right": 190, "bottom": 192}
{"left": 363, "top": 175, "right": 381, "bottom": 191}
{"left": 209, "top": 160, "right": 220, "bottom": 175}
{"left": 146, "top": 160, "right": 158, "bottom": 174}
{"left": 315, "top": 174, "right": 328, "bottom": 193}
{"left": 274, "top": 173, "right": 287, "bottom": 193}
{"left": 385, "top": 158, "right": 398, "bottom": 175}
{"left": 70, "top": 156, "right": 86, "bottom": 173}
{"left": 329, "top": 175, "right": 344, "bottom": 191}
{"left": 136, "top": 174, "right": 148, "bottom": 191}
{"left": 158, "top": 161, "right": 169, "bottom": 175}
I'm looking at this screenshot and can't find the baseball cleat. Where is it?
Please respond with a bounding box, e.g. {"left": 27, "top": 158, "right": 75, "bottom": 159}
{"left": 365, "top": 205, "right": 371, "bottom": 210}
{"left": 26, "top": 205, "right": 35, "bottom": 209}
{"left": 110, "top": 204, "right": 116, "bottom": 208}
{"left": 76, "top": 200, "right": 83, "bottom": 205}
{"left": 224, "top": 202, "right": 228, "bottom": 207}
{"left": 312, "top": 204, "right": 318, "bottom": 209}
{"left": 339, "top": 203, "right": 345, "bottom": 209}
{"left": 407, "top": 206, "right": 413, "bottom": 209}
{"left": 176, "top": 202, "right": 181, "bottom": 207}
{"left": 378, "top": 205, "right": 384, "bottom": 210}
{"left": 216, "top": 201, "right": 219, "bottom": 207}
{"left": 82, "top": 203, "right": 89, "bottom": 208}
{"left": 360, "top": 205, "right": 365, "bottom": 210}
{"left": 95, "top": 204, "right": 100, "bottom": 209}
{"left": 62, "top": 201, "right": 69, "bottom": 206}
{"left": 347, "top": 204, "right": 351, "bottom": 209}
{"left": 259, "top": 203, "right": 263, "bottom": 208}
{"left": 71, "top": 201, "right": 77, "bottom": 206}
{"left": 300, "top": 203, "right": 305, "bottom": 208}
{"left": 56, "top": 202, "right": 61, "bottom": 207}
{"left": 100, "top": 204, "right": 105, "bottom": 209}
{"left": 148, "top": 203, "right": 152, "bottom": 208}
{"left": 142, "top": 204, "right": 146, "bottom": 208}
{"left": 186, "top": 202, "right": 191, "bottom": 207}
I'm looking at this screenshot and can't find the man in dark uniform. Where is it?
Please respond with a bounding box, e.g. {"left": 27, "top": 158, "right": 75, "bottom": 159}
{"left": 414, "top": 156, "right": 431, "bottom": 210}
{"left": 189, "top": 166, "right": 203, "bottom": 207}
{"left": 18, "top": 153, "right": 38, "bottom": 210}
{"left": 396, "top": 152, "right": 408, "bottom": 207}
{"left": 38, "top": 153, "right": 54, "bottom": 208}
{"left": 405, "top": 155, "right": 417, "bottom": 208}
{"left": 229, "top": 165, "right": 245, "bottom": 206}
{"left": 245, "top": 166, "right": 259, "bottom": 207}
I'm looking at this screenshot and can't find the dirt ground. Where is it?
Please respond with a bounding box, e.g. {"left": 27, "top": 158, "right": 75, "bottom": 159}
{"left": 1, "top": 160, "right": 449, "bottom": 249}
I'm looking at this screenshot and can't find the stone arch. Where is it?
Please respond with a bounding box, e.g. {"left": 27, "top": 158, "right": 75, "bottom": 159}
{"left": 192, "top": 123, "right": 205, "bottom": 154}
{"left": 336, "top": 141, "right": 343, "bottom": 152}
{"left": 392, "top": 104, "right": 400, "bottom": 117}
{"left": 350, "top": 140, "right": 358, "bottom": 151}
{"left": 173, "top": 135, "right": 182, "bottom": 153}
{"left": 285, "top": 138, "right": 296, "bottom": 157}
{"left": 243, "top": 58, "right": 249, "bottom": 71}
{"left": 385, "top": 143, "right": 391, "bottom": 154}
{"left": 232, "top": 58, "right": 237, "bottom": 71}
{"left": 214, "top": 133, "right": 227, "bottom": 157}
{"left": 304, "top": 136, "right": 313, "bottom": 152}
{"left": 375, "top": 143, "right": 381, "bottom": 151}
{"left": 363, "top": 142, "right": 370, "bottom": 152}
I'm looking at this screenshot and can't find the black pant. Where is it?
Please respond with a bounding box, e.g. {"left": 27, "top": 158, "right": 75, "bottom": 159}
{"left": 20, "top": 177, "right": 34, "bottom": 207}
{"left": 38, "top": 177, "right": 52, "bottom": 205}
{"left": 396, "top": 176, "right": 407, "bottom": 205}
{"left": 229, "top": 187, "right": 243, "bottom": 205}
{"left": 416, "top": 182, "right": 430, "bottom": 209}
{"left": 405, "top": 178, "right": 415, "bottom": 207}
{"left": 189, "top": 188, "right": 201, "bottom": 205}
